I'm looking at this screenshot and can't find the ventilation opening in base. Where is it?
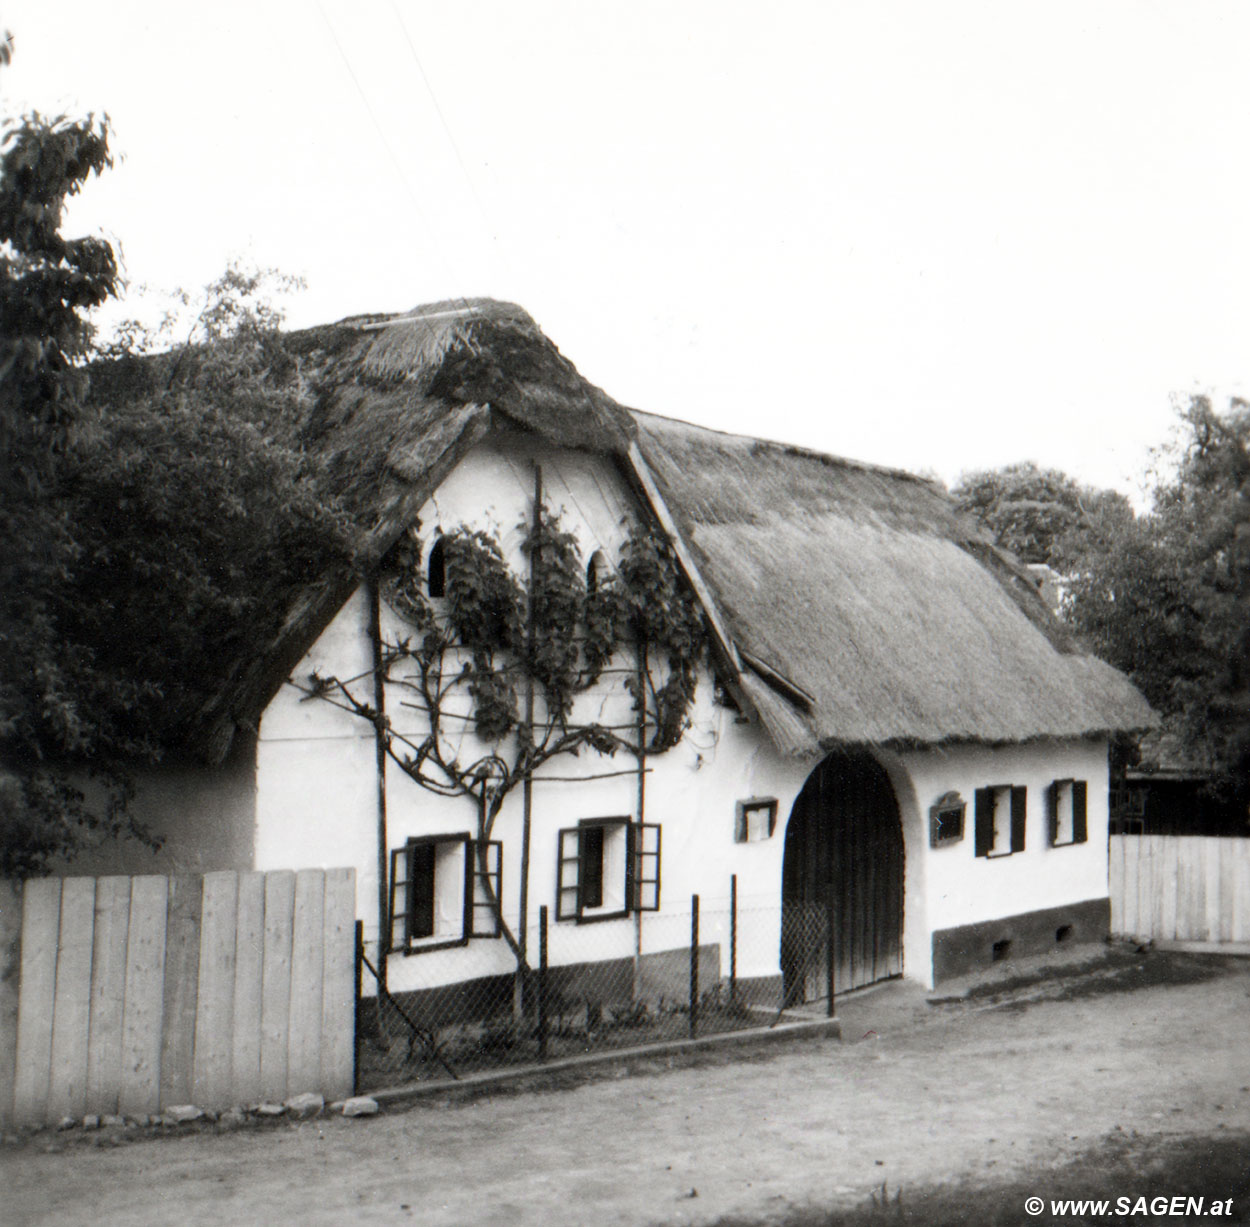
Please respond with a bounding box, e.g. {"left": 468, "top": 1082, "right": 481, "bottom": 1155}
{"left": 991, "top": 939, "right": 1012, "bottom": 963}
{"left": 1055, "top": 924, "right": 1074, "bottom": 944}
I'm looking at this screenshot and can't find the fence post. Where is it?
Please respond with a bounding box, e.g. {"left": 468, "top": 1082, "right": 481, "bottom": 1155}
{"left": 825, "top": 898, "right": 836, "bottom": 1019}
{"left": 353, "top": 921, "right": 363, "bottom": 1093}
{"left": 689, "top": 894, "right": 700, "bottom": 1040}
{"left": 538, "top": 905, "right": 549, "bottom": 1060}
{"left": 729, "top": 875, "right": 738, "bottom": 1005}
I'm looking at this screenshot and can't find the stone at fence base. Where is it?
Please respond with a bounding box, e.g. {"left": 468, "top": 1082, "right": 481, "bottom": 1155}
{"left": 284, "top": 1092, "right": 324, "bottom": 1119}
{"left": 102, "top": 1115, "right": 126, "bottom": 1128}
{"left": 126, "top": 1115, "right": 150, "bottom": 1127}
{"left": 216, "top": 1108, "right": 249, "bottom": 1131}
{"left": 82, "top": 1115, "right": 100, "bottom": 1130}
{"left": 56, "top": 1116, "right": 77, "bottom": 1131}
{"left": 253, "top": 1102, "right": 287, "bottom": 1117}
{"left": 340, "top": 1096, "right": 379, "bottom": 1117}
{"left": 164, "top": 1105, "right": 204, "bottom": 1124}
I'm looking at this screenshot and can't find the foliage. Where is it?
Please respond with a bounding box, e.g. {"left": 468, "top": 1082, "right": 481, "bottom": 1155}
{"left": 0, "top": 122, "right": 350, "bottom": 877}
{"left": 319, "top": 504, "right": 706, "bottom": 970}
{"left": 1063, "top": 397, "right": 1250, "bottom": 796}
{"left": 953, "top": 461, "right": 1132, "bottom": 567}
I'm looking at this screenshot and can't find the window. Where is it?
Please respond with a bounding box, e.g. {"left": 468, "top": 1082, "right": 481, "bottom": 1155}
{"left": 387, "top": 834, "right": 501, "bottom": 954}
{"left": 586, "top": 549, "right": 607, "bottom": 594}
{"left": 427, "top": 536, "right": 446, "bottom": 598}
{"left": 929, "top": 790, "right": 966, "bottom": 847}
{"left": 734, "top": 798, "right": 778, "bottom": 843}
{"left": 1047, "top": 779, "right": 1088, "bottom": 847}
{"left": 973, "top": 785, "right": 1026, "bottom": 858}
{"left": 556, "top": 818, "right": 660, "bottom": 922}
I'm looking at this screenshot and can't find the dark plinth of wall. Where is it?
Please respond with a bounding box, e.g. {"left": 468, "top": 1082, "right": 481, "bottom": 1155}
{"left": 931, "top": 897, "right": 1109, "bottom": 983}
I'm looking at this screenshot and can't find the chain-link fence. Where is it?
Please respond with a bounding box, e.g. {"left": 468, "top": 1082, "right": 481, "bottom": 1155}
{"left": 354, "top": 880, "right": 838, "bottom": 1091}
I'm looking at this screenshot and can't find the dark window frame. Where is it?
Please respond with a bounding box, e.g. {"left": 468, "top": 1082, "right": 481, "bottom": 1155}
{"left": 427, "top": 536, "right": 446, "bottom": 598}
{"left": 734, "top": 797, "right": 778, "bottom": 843}
{"left": 1046, "top": 778, "right": 1088, "bottom": 847}
{"left": 387, "top": 833, "right": 501, "bottom": 955}
{"left": 556, "top": 817, "right": 660, "bottom": 923}
{"left": 974, "top": 785, "right": 1027, "bottom": 858}
{"left": 929, "top": 790, "right": 966, "bottom": 847}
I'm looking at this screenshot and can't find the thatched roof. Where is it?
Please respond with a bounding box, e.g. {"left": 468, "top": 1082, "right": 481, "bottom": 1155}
{"left": 198, "top": 297, "right": 1154, "bottom": 759}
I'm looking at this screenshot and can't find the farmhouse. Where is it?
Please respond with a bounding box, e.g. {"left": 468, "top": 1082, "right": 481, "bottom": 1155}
{"left": 76, "top": 299, "right": 1154, "bottom": 1006}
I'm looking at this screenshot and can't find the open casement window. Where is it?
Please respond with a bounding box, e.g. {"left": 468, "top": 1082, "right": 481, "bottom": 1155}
{"left": 1046, "top": 779, "right": 1088, "bottom": 847}
{"left": 973, "top": 785, "right": 1027, "bottom": 858}
{"left": 388, "top": 834, "right": 501, "bottom": 954}
{"left": 734, "top": 798, "right": 778, "bottom": 843}
{"left": 556, "top": 819, "right": 660, "bottom": 922}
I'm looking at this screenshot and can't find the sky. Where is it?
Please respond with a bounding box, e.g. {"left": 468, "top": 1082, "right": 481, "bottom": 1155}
{"left": 3, "top": 1, "right": 1249, "bottom": 499}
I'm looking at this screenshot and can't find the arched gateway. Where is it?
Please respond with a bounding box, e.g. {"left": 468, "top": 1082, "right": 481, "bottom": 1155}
{"left": 781, "top": 750, "right": 904, "bottom": 1003}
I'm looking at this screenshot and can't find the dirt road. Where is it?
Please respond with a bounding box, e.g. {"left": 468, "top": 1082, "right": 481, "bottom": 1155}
{"left": 5, "top": 951, "right": 1250, "bottom": 1227}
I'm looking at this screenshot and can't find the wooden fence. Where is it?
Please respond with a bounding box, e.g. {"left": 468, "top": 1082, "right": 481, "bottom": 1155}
{"left": 1109, "top": 835, "right": 1250, "bottom": 944}
{"left": 0, "top": 868, "right": 356, "bottom": 1128}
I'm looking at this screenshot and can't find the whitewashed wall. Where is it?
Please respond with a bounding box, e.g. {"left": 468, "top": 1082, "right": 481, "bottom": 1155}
{"left": 257, "top": 436, "right": 817, "bottom": 993}
{"left": 888, "top": 736, "right": 1111, "bottom": 986}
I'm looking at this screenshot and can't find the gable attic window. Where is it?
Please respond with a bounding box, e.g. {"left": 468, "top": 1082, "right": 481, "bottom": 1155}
{"left": 586, "top": 549, "right": 606, "bottom": 594}
{"left": 427, "top": 536, "right": 446, "bottom": 598}
{"left": 1047, "top": 779, "right": 1088, "bottom": 847}
{"left": 556, "top": 818, "right": 660, "bottom": 922}
{"left": 388, "top": 834, "right": 501, "bottom": 954}
{"left": 973, "top": 785, "right": 1026, "bottom": 858}
{"left": 734, "top": 798, "right": 778, "bottom": 842}
{"left": 929, "top": 791, "right": 966, "bottom": 847}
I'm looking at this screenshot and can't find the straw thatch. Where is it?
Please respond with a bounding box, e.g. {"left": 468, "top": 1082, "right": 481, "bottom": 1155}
{"left": 193, "top": 297, "right": 1154, "bottom": 760}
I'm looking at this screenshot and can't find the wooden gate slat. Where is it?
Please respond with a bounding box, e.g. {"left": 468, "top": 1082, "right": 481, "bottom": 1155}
{"left": 0, "top": 880, "right": 25, "bottom": 1128}
{"left": 231, "top": 871, "right": 265, "bottom": 1105}
{"left": 320, "top": 868, "right": 356, "bottom": 1098}
{"left": 119, "top": 876, "right": 168, "bottom": 1118}
{"left": 159, "top": 876, "right": 202, "bottom": 1110}
{"left": 286, "top": 869, "right": 325, "bottom": 1096}
{"left": 86, "top": 877, "right": 131, "bottom": 1116}
{"left": 260, "top": 871, "right": 296, "bottom": 1103}
{"left": 12, "top": 879, "right": 62, "bottom": 1125}
{"left": 47, "top": 877, "right": 96, "bottom": 1121}
{"left": 193, "top": 872, "right": 238, "bottom": 1108}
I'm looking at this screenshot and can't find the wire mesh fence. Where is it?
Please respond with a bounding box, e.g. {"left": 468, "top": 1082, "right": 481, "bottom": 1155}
{"left": 355, "top": 881, "right": 838, "bottom": 1091}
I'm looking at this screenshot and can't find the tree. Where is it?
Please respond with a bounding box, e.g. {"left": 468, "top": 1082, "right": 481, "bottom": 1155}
{"left": 952, "top": 461, "right": 1132, "bottom": 568}
{"left": 1063, "top": 397, "right": 1250, "bottom": 797}
{"left": 302, "top": 495, "right": 705, "bottom": 990}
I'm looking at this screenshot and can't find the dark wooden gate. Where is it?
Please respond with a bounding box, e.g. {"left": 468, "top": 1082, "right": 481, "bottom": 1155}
{"left": 781, "top": 750, "right": 904, "bottom": 1004}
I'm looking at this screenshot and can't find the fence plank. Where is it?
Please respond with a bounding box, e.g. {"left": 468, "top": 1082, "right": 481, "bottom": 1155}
{"left": 0, "top": 880, "right": 24, "bottom": 1129}
{"left": 47, "top": 878, "right": 97, "bottom": 1121}
{"left": 1161, "top": 837, "right": 1180, "bottom": 940}
{"left": 320, "top": 868, "right": 355, "bottom": 1099}
{"left": 1204, "top": 839, "right": 1223, "bottom": 944}
{"left": 231, "top": 872, "right": 265, "bottom": 1106}
{"left": 159, "top": 876, "right": 202, "bottom": 1110}
{"left": 1116, "top": 837, "right": 1137, "bottom": 938}
{"left": 12, "top": 879, "right": 62, "bottom": 1126}
{"left": 286, "top": 870, "right": 325, "bottom": 1097}
{"left": 1235, "top": 844, "right": 1250, "bottom": 944}
{"left": 193, "top": 872, "right": 238, "bottom": 1108}
{"left": 86, "top": 877, "right": 131, "bottom": 1117}
{"left": 119, "top": 876, "right": 168, "bottom": 1119}
{"left": 1108, "top": 837, "right": 1124, "bottom": 937}
{"left": 259, "top": 871, "right": 295, "bottom": 1103}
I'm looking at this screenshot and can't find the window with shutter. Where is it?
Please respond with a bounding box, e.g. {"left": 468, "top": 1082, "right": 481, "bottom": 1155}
{"left": 467, "top": 840, "right": 503, "bottom": 937}
{"left": 974, "top": 785, "right": 1025, "bottom": 858}
{"left": 734, "top": 798, "right": 777, "bottom": 843}
{"left": 555, "top": 817, "right": 646, "bottom": 922}
{"left": 1047, "top": 779, "right": 1088, "bottom": 847}
{"left": 386, "top": 834, "right": 476, "bottom": 953}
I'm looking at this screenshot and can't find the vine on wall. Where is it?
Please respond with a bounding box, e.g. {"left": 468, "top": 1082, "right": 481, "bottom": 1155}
{"left": 301, "top": 498, "right": 707, "bottom": 974}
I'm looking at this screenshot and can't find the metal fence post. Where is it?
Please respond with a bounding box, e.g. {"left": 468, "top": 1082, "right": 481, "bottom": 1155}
{"left": 353, "top": 920, "right": 364, "bottom": 1093}
{"left": 689, "top": 894, "right": 700, "bottom": 1039}
{"left": 538, "top": 904, "right": 549, "bottom": 1060}
{"left": 729, "top": 875, "right": 738, "bottom": 1005}
{"left": 826, "top": 898, "right": 836, "bottom": 1019}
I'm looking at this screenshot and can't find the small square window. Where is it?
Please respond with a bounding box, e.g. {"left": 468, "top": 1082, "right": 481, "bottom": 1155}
{"left": 1047, "top": 779, "right": 1088, "bottom": 847}
{"left": 974, "top": 785, "right": 1026, "bottom": 858}
{"left": 929, "top": 791, "right": 966, "bottom": 847}
{"left": 734, "top": 798, "right": 778, "bottom": 843}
